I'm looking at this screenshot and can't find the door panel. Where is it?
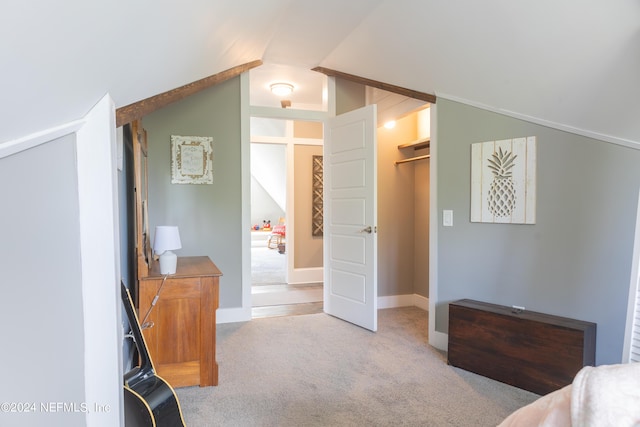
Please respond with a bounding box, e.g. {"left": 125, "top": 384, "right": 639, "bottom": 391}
{"left": 324, "top": 104, "right": 377, "bottom": 331}
{"left": 331, "top": 235, "right": 366, "bottom": 264}
{"left": 332, "top": 159, "right": 366, "bottom": 188}
{"left": 332, "top": 199, "right": 366, "bottom": 225}
{"left": 331, "top": 270, "right": 366, "bottom": 302}
{"left": 329, "top": 121, "right": 367, "bottom": 153}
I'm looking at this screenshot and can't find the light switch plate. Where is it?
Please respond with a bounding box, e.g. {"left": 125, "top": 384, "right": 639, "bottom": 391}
{"left": 443, "top": 210, "right": 453, "bottom": 227}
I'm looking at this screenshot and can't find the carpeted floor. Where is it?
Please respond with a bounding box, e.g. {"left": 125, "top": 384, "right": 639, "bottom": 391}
{"left": 251, "top": 232, "right": 324, "bottom": 310}
{"left": 175, "top": 307, "right": 539, "bottom": 426}
{"left": 251, "top": 233, "right": 287, "bottom": 285}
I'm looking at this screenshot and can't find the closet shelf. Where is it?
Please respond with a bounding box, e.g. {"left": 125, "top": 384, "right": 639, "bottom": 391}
{"left": 395, "top": 154, "right": 430, "bottom": 165}
{"left": 397, "top": 137, "right": 430, "bottom": 150}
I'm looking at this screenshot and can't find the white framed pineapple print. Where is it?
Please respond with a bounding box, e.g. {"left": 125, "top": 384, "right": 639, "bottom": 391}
{"left": 471, "top": 136, "right": 536, "bottom": 224}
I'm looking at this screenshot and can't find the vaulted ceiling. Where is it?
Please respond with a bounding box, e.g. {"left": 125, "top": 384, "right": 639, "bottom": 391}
{"left": 1, "top": 1, "right": 638, "bottom": 146}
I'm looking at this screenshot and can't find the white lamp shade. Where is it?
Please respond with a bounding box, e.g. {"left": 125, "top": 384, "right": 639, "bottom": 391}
{"left": 154, "top": 226, "right": 181, "bottom": 275}
{"left": 153, "top": 226, "right": 182, "bottom": 253}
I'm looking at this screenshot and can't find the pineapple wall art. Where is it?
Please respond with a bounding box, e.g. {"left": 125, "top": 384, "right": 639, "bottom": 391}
{"left": 471, "top": 137, "right": 536, "bottom": 224}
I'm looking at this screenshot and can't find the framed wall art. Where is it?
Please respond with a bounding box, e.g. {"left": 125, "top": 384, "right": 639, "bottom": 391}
{"left": 171, "top": 135, "right": 213, "bottom": 184}
{"left": 471, "top": 136, "right": 536, "bottom": 224}
{"left": 312, "top": 155, "right": 323, "bottom": 236}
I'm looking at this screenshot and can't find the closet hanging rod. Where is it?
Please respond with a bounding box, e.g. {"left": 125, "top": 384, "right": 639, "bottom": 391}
{"left": 394, "top": 154, "right": 430, "bottom": 165}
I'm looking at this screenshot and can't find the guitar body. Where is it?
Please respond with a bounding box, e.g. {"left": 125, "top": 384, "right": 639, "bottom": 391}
{"left": 122, "top": 283, "right": 186, "bottom": 427}
{"left": 123, "top": 386, "right": 154, "bottom": 427}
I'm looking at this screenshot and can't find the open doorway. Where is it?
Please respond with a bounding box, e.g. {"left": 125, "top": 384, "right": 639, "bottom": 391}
{"left": 247, "top": 64, "right": 328, "bottom": 319}
{"left": 250, "top": 126, "right": 324, "bottom": 318}
{"left": 250, "top": 140, "right": 287, "bottom": 285}
{"left": 244, "top": 64, "right": 433, "bottom": 324}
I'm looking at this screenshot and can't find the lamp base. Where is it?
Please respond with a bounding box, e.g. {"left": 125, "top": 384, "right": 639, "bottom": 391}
{"left": 159, "top": 250, "right": 178, "bottom": 275}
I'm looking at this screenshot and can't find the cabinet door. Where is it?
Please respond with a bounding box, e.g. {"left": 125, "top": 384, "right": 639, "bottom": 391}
{"left": 140, "top": 277, "right": 211, "bottom": 387}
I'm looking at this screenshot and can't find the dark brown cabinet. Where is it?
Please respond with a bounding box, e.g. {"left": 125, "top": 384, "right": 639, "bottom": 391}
{"left": 448, "top": 299, "right": 596, "bottom": 395}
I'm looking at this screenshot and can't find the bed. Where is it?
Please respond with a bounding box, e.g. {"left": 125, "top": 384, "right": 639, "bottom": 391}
{"left": 498, "top": 362, "right": 640, "bottom": 426}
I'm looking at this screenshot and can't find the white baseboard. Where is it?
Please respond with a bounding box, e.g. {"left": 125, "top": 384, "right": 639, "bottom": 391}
{"left": 378, "top": 293, "right": 429, "bottom": 310}
{"left": 412, "top": 294, "right": 429, "bottom": 311}
{"left": 429, "top": 331, "right": 448, "bottom": 351}
{"left": 287, "top": 267, "right": 323, "bottom": 284}
{"left": 217, "top": 306, "right": 252, "bottom": 324}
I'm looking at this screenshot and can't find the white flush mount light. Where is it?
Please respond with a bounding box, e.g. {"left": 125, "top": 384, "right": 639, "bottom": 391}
{"left": 270, "top": 82, "right": 294, "bottom": 97}
{"left": 384, "top": 120, "right": 396, "bottom": 129}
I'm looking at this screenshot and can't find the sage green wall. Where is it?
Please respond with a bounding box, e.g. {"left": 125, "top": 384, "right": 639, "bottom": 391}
{"left": 436, "top": 98, "right": 640, "bottom": 365}
{"left": 336, "top": 79, "right": 366, "bottom": 115}
{"left": 143, "top": 77, "right": 243, "bottom": 309}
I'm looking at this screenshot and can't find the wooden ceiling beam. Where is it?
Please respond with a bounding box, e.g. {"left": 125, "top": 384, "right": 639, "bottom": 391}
{"left": 312, "top": 66, "right": 436, "bottom": 104}
{"left": 116, "top": 59, "right": 263, "bottom": 127}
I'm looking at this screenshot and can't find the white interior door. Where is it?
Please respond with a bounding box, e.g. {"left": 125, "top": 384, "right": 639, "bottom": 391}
{"left": 323, "top": 104, "right": 378, "bottom": 331}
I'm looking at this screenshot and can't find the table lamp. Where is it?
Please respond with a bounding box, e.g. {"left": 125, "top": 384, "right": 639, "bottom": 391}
{"left": 153, "top": 225, "right": 182, "bottom": 274}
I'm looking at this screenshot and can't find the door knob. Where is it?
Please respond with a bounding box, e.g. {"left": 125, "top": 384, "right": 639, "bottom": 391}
{"left": 359, "top": 226, "right": 373, "bottom": 234}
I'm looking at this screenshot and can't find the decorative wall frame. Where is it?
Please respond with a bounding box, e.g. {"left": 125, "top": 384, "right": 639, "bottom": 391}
{"left": 171, "top": 135, "right": 213, "bottom": 184}
{"left": 312, "top": 155, "right": 323, "bottom": 236}
{"left": 471, "top": 136, "right": 536, "bottom": 224}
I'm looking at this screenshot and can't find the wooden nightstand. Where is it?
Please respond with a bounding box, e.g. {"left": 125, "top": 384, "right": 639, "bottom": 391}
{"left": 138, "top": 256, "right": 222, "bottom": 387}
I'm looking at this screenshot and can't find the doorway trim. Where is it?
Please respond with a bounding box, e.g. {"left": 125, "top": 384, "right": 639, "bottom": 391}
{"left": 427, "top": 104, "right": 448, "bottom": 350}
{"left": 623, "top": 186, "right": 640, "bottom": 363}
{"left": 236, "top": 73, "right": 335, "bottom": 320}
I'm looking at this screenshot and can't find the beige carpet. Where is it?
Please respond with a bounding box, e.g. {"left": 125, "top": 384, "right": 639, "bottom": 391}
{"left": 175, "top": 307, "right": 539, "bottom": 426}
{"left": 252, "top": 240, "right": 286, "bottom": 285}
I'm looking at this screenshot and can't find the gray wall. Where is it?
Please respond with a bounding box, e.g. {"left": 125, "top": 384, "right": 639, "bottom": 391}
{"left": 336, "top": 78, "right": 366, "bottom": 115}
{"left": 436, "top": 99, "right": 640, "bottom": 365}
{"left": 0, "top": 135, "right": 87, "bottom": 426}
{"left": 143, "top": 77, "right": 243, "bottom": 309}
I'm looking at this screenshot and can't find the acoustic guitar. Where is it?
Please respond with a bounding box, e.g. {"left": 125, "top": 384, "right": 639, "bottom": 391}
{"left": 121, "top": 282, "right": 186, "bottom": 427}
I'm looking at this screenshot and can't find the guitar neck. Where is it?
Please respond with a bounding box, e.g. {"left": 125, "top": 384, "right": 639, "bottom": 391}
{"left": 121, "top": 283, "right": 154, "bottom": 376}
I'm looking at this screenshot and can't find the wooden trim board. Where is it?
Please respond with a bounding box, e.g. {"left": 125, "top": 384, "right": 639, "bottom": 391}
{"left": 312, "top": 66, "right": 436, "bottom": 104}
{"left": 116, "top": 60, "right": 263, "bottom": 126}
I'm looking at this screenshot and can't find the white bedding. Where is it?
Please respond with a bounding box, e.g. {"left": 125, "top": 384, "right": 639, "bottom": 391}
{"left": 499, "top": 363, "right": 640, "bottom": 427}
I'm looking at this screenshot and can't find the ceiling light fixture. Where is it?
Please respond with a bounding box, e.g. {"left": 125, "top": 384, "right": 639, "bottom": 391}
{"left": 270, "top": 82, "right": 294, "bottom": 97}
{"left": 384, "top": 120, "right": 396, "bottom": 129}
